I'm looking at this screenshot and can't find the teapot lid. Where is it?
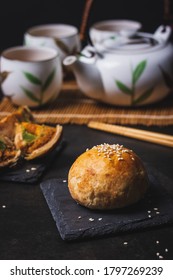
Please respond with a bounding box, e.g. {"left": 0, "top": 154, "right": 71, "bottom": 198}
{"left": 94, "top": 26, "right": 172, "bottom": 54}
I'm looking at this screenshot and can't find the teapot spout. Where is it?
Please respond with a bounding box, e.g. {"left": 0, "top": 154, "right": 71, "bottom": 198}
{"left": 63, "top": 55, "right": 78, "bottom": 68}
{"left": 63, "top": 54, "right": 104, "bottom": 100}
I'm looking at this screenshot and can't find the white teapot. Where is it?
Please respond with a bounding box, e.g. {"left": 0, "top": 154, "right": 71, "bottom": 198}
{"left": 63, "top": 26, "right": 173, "bottom": 106}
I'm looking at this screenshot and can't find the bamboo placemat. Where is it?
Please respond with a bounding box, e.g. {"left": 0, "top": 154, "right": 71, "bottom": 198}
{"left": 0, "top": 80, "right": 173, "bottom": 126}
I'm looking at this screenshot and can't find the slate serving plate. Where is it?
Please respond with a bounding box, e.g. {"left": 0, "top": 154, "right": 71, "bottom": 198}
{"left": 0, "top": 140, "right": 66, "bottom": 183}
{"left": 40, "top": 166, "right": 173, "bottom": 241}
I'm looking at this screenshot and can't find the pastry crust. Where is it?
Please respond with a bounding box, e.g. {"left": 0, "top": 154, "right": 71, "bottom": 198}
{"left": 0, "top": 136, "right": 21, "bottom": 168}
{"left": 0, "top": 107, "right": 62, "bottom": 166}
{"left": 68, "top": 143, "right": 149, "bottom": 209}
{"left": 15, "top": 122, "right": 63, "bottom": 160}
{"left": 0, "top": 106, "right": 33, "bottom": 167}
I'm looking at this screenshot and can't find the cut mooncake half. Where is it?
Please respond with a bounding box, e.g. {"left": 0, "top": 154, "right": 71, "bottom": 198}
{"left": 0, "top": 106, "right": 34, "bottom": 140}
{"left": 0, "top": 136, "right": 21, "bottom": 168}
{"left": 14, "top": 122, "right": 63, "bottom": 160}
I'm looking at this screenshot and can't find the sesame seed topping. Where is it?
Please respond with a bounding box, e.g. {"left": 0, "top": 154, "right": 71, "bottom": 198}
{"left": 2, "top": 205, "right": 6, "bottom": 208}
{"left": 89, "top": 218, "right": 94, "bottom": 222}
{"left": 165, "top": 248, "right": 168, "bottom": 252}
{"left": 154, "top": 208, "right": 159, "bottom": 210}
{"left": 156, "top": 211, "right": 160, "bottom": 214}
{"left": 118, "top": 157, "right": 124, "bottom": 161}
{"left": 123, "top": 242, "right": 128, "bottom": 245}
{"left": 92, "top": 143, "right": 134, "bottom": 161}
{"left": 98, "top": 218, "right": 102, "bottom": 221}
{"left": 26, "top": 169, "right": 30, "bottom": 173}
{"left": 63, "top": 179, "right": 67, "bottom": 183}
{"left": 156, "top": 240, "right": 160, "bottom": 244}
{"left": 78, "top": 216, "right": 82, "bottom": 219}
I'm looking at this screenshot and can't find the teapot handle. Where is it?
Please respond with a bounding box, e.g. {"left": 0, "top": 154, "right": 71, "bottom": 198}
{"left": 154, "top": 25, "right": 172, "bottom": 44}
{"left": 80, "top": 45, "right": 104, "bottom": 59}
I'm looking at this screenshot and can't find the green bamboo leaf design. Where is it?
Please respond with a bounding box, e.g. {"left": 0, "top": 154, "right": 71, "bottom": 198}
{"left": 23, "top": 72, "right": 42, "bottom": 85}
{"left": 132, "top": 60, "right": 147, "bottom": 85}
{"left": 54, "top": 39, "right": 69, "bottom": 54}
{"left": 133, "top": 86, "right": 154, "bottom": 105}
{"left": 21, "top": 86, "right": 40, "bottom": 103}
{"left": 110, "top": 35, "right": 117, "bottom": 40}
{"left": 116, "top": 80, "right": 133, "bottom": 95}
{"left": 1, "top": 71, "right": 11, "bottom": 83}
{"left": 42, "top": 68, "right": 56, "bottom": 92}
{"left": 159, "top": 66, "right": 173, "bottom": 89}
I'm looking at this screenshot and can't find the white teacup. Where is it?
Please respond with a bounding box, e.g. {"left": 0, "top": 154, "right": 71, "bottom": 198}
{"left": 24, "top": 24, "right": 81, "bottom": 63}
{"left": 0, "top": 46, "right": 62, "bottom": 108}
{"left": 90, "top": 19, "right": 142, "bottom": 45}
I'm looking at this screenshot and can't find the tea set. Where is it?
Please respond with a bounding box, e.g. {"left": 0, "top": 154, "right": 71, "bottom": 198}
{"left": 0, "top": 20, "right": 173, "bottom": 107}
{"left": 0, "top": 24, "right": 80, "bottom": 108}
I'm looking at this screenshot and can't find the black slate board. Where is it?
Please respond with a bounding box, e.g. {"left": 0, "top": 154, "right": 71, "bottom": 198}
{"left": 40, "top": 166, "right": 173, "bottom": 241}
{"left": 0, "top": 140, "right": 66, "bottom": 183}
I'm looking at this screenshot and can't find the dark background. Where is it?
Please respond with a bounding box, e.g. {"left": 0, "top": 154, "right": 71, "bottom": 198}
{"left": 1, "top": 0, "right": 173, "bottom": 261}
{"left": 0, "top": 0, "right": 172, "bottom": 52}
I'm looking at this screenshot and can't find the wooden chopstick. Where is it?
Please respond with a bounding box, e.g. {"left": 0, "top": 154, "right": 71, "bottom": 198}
{"left": 87, "top": 121, "right": 173, "bottom": 148}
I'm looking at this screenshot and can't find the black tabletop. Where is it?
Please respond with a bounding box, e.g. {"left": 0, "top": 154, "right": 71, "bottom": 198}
{"left": 0, "top": 123, "right": 173, "bottom": 260}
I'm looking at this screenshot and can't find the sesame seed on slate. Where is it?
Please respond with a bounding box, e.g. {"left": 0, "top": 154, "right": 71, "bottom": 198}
{"left": 31, "top": 167, "right": 37, "bottom": 170}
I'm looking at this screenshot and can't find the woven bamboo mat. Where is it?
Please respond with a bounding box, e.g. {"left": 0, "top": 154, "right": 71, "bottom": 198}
{"left": 0, "top": 81, "right": 173, "bottom": 126}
